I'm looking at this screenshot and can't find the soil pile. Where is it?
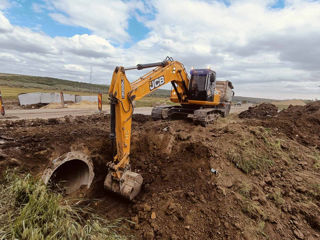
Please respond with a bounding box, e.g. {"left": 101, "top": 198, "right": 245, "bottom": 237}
{"left": 239, "top": 103, "right": 278, "bottom": 119}
{"left": 262, "top": 101, "right": 320, "bottom": 149}
{"left": 1, "top": 113, "right": 320, "bottom": 239}
{"left": 271, "top": 100, "right": 306, "bottom": 106}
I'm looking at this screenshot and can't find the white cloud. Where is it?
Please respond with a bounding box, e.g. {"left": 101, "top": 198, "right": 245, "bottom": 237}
{"left": 47, "top": 0, "right": 140, "bottom": 43}
{"left": 55, "top": 34, "right": 116, "bottom": 58}
{"left": 133, "top": 0, "right": 320, "bottom": 99}
{"left": 0, "top": 11, "right": 12, "bottom": 32}
{"left": 64, "top": 64, "right": 87, "bottom": 72}
{"left": 0, "top": 1, "right": 319, "bottom": 99}
{"left": 0, "top": 0, "right": 9, "bottom": 10}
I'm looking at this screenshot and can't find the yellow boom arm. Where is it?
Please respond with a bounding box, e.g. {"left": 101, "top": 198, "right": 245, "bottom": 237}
{"left": 105, "top": 58, "right": 190, "bottom": 199}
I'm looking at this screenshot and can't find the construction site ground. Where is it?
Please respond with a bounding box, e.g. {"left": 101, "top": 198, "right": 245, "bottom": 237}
{"left": 0, "top": 102, "right": 319, "bottom": 240}
{"left": 0, "top": 103, "right": 252, "bottom": 120}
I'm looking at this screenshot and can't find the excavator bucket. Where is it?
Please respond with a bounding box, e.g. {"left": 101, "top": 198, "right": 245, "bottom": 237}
{"left": 104, "top": 171, "right": 143, "bottom": 200}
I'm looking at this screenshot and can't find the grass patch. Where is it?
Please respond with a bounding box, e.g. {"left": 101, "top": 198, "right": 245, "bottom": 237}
{"left": 134, "top": 96, "right": 174, "bottom": 108}
{"left": 228, "top": 150, "right": 274, "bottom": 174}
{"left": 241, "top": 199, "right": 265, "bottom": 220}
{"left": 0, "top": 74, "right": 108, "bottom": 94}
{"left": 0, "top": 171, "right": 125, "bottom": 240}
{"left": 309, "top": 183, "right": 320, "bottom": 201}
{"left": 268, "top": 189, "right": 285, "bottom": 207}
{"left": 257, "top": 221, "right": 267, "bottom": 238}
{"left": 311, "top": 152, "right": 320, "bottom": 170}
{"left": 260, "top": 128, "right": 282, "bottom": 151}
{"left": 238, "top": 182, "right": 252, "bottom": 198}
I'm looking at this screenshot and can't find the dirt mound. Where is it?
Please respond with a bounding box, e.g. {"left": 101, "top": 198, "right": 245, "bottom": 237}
{"left": 239, "top": 103, "right": 278, "bottom": 119}
{"left": 132, "top": 114, "right": 151, "bottom": 123}
{"left": 1, "top": 114, "right": 320, "bottom": 239}
{"left": 262, "top": 101, "right": 320, "bottom": 149}
{"left": 272, "top": 100, "right": 306, "bottom": 106}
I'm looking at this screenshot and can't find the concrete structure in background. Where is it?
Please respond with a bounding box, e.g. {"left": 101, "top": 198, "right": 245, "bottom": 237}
{"left": 18, "top": 92, "right": 97, "bottom": 106}
{"left": 18, "top": 92, "right": 41, "bottom": 106}
{"left": 39, "top": 93, "right": 76, "bottom": 104}
{"left": 75, "top": 95, "right": 98, "bottom": 103}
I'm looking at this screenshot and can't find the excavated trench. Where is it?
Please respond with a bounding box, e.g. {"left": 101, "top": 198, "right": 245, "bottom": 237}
{"left": 42, "top": 151, "right": 95, "bottom": 194}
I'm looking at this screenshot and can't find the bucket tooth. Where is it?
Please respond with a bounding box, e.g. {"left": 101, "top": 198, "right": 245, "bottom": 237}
{"left": 104, "top": 170, "right": 143, "bottom": 200}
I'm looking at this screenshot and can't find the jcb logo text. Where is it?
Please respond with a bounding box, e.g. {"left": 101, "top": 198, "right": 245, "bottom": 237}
{"left": 150, "top": 76, "right": 165, "bottom": 90}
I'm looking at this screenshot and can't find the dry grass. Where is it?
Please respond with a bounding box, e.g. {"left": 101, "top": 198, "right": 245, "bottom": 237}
{"left": 310, "top": 183, "right": 320, "bottom": 201}
{"left": 311, "top": 152, "right": 320, "bottom": 170}
{"left": 134, "top": 96, "right": 175, "bottom": 107}
{"left": 268, "top": 188, "right": 285, "bottom": 207}
{"left": 241, "top": 199, "right": 265, "bottom": 220}
{"left": 0, "top": 171, "right": 125, "bottom": 240}
{"left": 227, "top": 149, "right": 274, "bottom": 174}
{"left": 238, "top": 182, "right": 252, "bottom": 198}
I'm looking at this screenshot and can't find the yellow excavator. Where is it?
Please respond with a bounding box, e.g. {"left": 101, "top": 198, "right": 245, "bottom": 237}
{"left": 105, "top": 57, "right": 234, "bottom": 200}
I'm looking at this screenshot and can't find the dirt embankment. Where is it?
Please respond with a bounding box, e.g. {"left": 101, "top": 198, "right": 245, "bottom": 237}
{"left": 0, "top": 104, "right": 320, "bottom": 240}
{"left": 240, "top": 101, "right": 320, "bottom": 149}
{"left": 239, "top": 103, "right": 278, "bottom": 119}
{"left": 263, "top": 101, "right": 320, "bottom": 149}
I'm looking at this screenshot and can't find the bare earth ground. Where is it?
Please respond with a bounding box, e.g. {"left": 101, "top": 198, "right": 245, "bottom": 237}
{"left": 0, "top": 102, "right": 319, "bottom": 240}
{"left": 0, "top": 104, "right": 252, "bottom": 120}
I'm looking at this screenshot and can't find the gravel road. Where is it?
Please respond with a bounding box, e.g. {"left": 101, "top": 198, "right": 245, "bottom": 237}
{"left": 0, "top": 104, "right": 251, "bottom": 120}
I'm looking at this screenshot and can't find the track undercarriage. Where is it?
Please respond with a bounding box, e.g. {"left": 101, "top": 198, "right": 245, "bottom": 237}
{"left": 151, "top": 103, "right": 231, "bottom": 126}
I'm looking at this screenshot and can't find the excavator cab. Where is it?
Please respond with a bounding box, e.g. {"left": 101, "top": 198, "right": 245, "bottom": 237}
{"left": 189, "top": 69, "right": 216, "bottom": 101}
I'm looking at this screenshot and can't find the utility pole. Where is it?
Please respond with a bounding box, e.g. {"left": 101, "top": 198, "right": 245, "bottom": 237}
{"left": 90, "top": 65, "right": 93, "bottom": 84}
{"left": 0, "top": 90, "right": 5, "bottom": 116}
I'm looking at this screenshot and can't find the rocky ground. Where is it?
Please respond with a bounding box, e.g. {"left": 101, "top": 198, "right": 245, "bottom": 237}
{"left": 0, "top": 102, "right": 319, "bottom": 240}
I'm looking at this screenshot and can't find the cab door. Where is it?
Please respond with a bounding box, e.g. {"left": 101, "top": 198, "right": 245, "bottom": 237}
{"left": 206, "top": 73, "right": 216, "bottom": 101}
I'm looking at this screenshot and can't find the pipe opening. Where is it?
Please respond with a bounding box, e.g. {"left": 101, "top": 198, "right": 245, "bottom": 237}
{"left": 49, "top": 159, "right": 90, "bottom": 194}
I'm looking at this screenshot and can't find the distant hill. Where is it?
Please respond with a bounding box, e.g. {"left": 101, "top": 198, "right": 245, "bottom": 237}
{"left": 0, "top": 73, "right": 107, "bottom": 93}
{"left": 0, "top": 73, "right": 171, "bottom": 98}
{"left": 2, "top": 73, "right": 302, "bottom": 104}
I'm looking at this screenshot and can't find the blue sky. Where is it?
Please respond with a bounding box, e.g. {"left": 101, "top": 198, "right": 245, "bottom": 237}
{"left": 2, "top": 0, "right": 287, "bottom": 42}
{"left": 271, "top": 0, "right": 286, "bottom": 8}
{"left": 6, "top": 3, "right": 91, "bottom": 37}
{"left": 4, "top": 0, "right": 151, "bottom": 45}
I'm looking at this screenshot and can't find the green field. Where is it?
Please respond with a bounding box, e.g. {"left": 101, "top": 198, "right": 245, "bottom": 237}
{"left": 0, "top": 73, "right": 171, "bottom": 97}
{"left": 1, "top": 72, "right": 298, "bottom": 107}
{"left": 0, "top": 73, "right": 172, "bottom": 106}
{"left": 0, "top": 73, "right": 108, "bottom": 93}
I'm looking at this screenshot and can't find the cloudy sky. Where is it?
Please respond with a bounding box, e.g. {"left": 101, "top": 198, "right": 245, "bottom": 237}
{"left": 0, "top": 0, "right": 319, "bottom": 99}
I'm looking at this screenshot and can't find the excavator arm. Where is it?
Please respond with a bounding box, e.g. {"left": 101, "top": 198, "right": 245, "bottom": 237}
{"left": 105, "top": 58, "right": 190, "bottom": 199}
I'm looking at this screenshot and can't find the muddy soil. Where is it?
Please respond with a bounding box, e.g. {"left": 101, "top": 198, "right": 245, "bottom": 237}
{"left": 261, "top": 101, "right": 320, "bottom": 149}
{"left": 239, "top": 103, "right": 278, "bottom": 119}
{"left": 0, "top": 104, "right": 320, "bottom": 240}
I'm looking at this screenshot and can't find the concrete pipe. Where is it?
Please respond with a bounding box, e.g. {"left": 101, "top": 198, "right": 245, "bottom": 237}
{"left": 42, "top": 151, "right": 94, "bottom": 194}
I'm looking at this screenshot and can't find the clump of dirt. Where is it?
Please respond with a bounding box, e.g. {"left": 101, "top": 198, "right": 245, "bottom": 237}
{"left": 132, "top": 114, "right": 151, "bottom": 123}
{"left": 262, "top": 101, "right": 320, "bottom": 149}
{"left": 1, "top": 112, "right": 320, "bottom": 240}
{"left": 239, "top": 103, "right": 278, "bottom": 119}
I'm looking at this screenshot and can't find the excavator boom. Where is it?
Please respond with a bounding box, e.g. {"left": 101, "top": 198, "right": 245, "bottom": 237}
{"left": 105, "top": 57, "right": 233, "bottom": 200}
{"left": 105, "top": 58, "right": 190, "bottom": 199}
